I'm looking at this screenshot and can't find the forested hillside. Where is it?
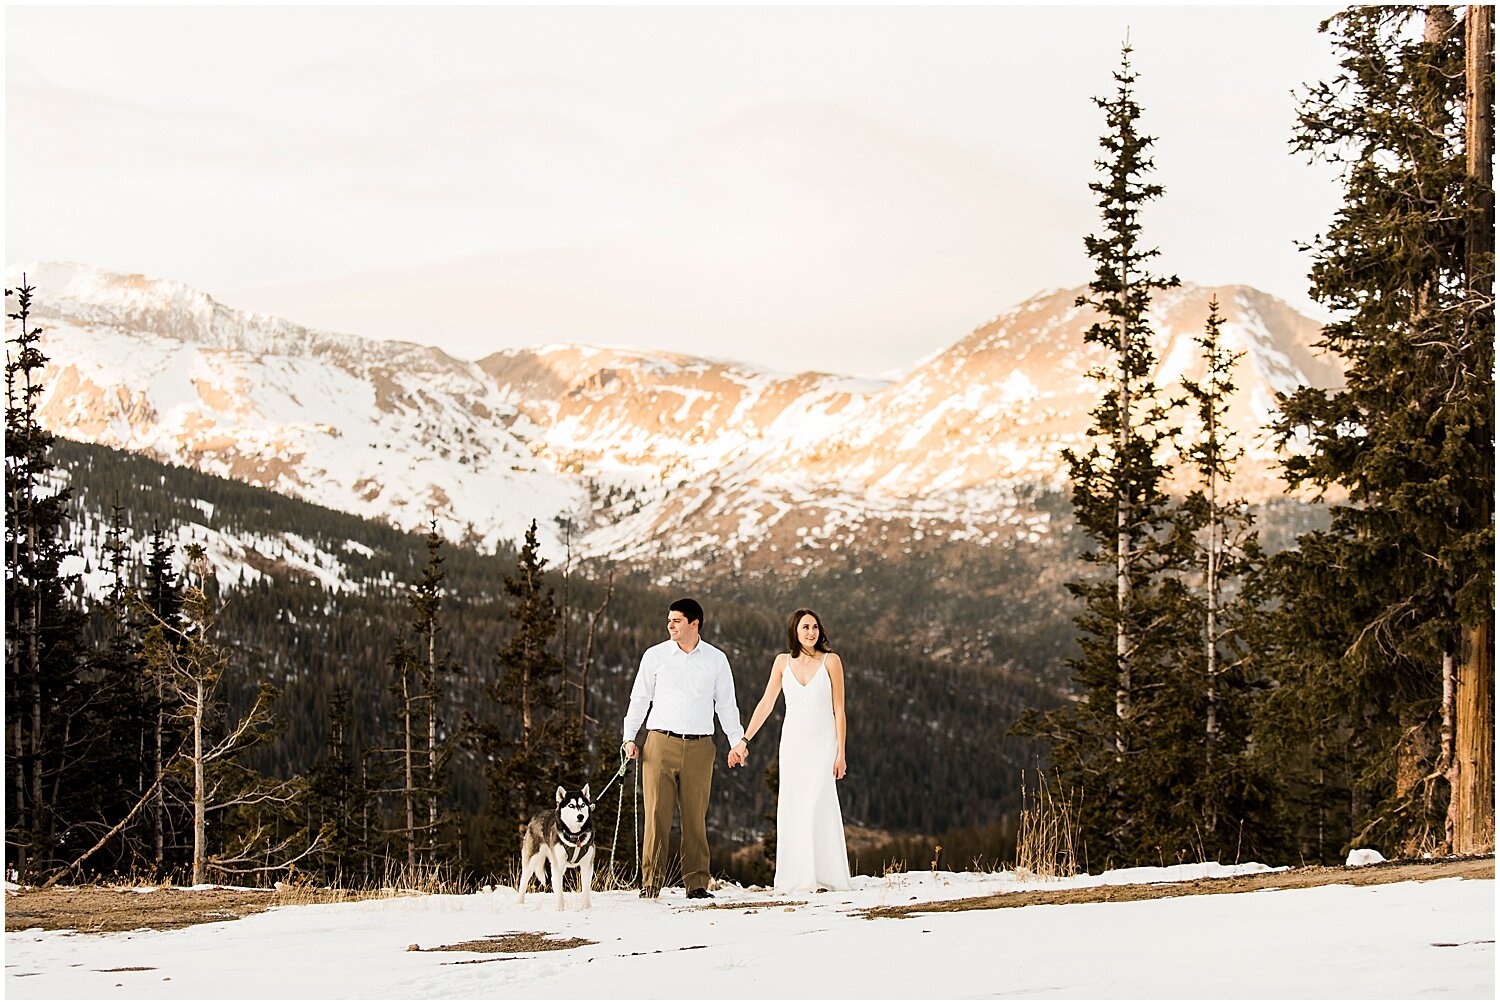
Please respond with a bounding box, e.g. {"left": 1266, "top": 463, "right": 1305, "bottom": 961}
{"left": 52, "top": 438, "right": 1075, "bottom": 872}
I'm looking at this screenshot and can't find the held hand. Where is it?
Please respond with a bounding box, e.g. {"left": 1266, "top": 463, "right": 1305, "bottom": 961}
{"left": 727, "top": 740, "right": 748, "bottom": 768}
{"left": 624, "top": 741, "right": 639, "bottom": 761}
{"left": 833, "top": 754, "right": 846, "bottom": 781}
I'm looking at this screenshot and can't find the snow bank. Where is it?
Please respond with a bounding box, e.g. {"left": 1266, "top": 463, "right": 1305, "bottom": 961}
{"left": 5, "top": 864, "right": 1491, "bottom": 999}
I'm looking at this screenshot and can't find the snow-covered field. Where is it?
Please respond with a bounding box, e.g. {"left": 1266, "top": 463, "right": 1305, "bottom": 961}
{"left": 6, "top": 863, "right": 1493, "bottom": 999}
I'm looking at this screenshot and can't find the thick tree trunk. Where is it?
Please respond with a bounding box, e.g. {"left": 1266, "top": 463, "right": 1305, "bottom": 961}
{"left": 1448, "top": 620, "right": 1495, "bottom": 852}
{"left": 1447, "top": 1, "right": 1496, "bottom": 855}
{"left": 1466, "top": 4, "right": 1494, "bottom": 193}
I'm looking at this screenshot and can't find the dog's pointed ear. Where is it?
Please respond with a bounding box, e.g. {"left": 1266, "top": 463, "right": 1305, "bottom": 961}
{"left": 582, "top": 783, "right": 591, "bottom": 801}
{"left": 555, "top": 785, "right": 566, "bottom": 805}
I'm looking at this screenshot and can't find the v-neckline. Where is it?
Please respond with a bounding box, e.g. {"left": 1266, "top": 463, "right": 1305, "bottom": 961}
{"left": 788, "top": 655, "right": 824, "bottom": 688}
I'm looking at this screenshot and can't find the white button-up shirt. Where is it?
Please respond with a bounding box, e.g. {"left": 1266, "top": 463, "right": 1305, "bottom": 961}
{"left": 622, "top": 638, "right": 745, "bottom": 746}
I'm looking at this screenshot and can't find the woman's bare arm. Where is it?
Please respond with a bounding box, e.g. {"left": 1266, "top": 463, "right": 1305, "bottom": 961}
{"left": 827, "top": 652, "right": 847, "bottom": 779}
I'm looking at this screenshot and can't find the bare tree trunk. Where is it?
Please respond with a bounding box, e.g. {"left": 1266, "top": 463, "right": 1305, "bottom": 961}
{"left": 402, "top": 667, "right": 415, "bottom": 874}
{"left": 560, "top": 520, "right": 572, "bottom": 707}
{"left": 1447, "top": 0, "right": 1496, "bottom": 855}
{"left": 1448, "top": 621, "right": 1495, "bottom": 852}
{"left": 42, "top": 773, "right": 167, "bottom": 890}
{"left": 10, "top": 718, "right": 26, "bottom": 879}
{"left": 1440, "top": 648, "right": 1455, "bottom": 769}
{"left": 578, "top": 570, "right": 615, "bottom": 735}
{"left": 154, "top": 677, "right": 165, "bottom": 872}
{"left": 425, "top": 624, "right": 437, "bottom": 855}
{"left": 192, "top": 680, "right": 206, "bottom": 886}
{"left": 28, "top": 525, "right": 46, "bottom": 863}
{"left": 1114, "top": 266, "right": 1131, "bottom": 754}
{"left": 1205, "top": 436, "right": 1220, "bottom": 767}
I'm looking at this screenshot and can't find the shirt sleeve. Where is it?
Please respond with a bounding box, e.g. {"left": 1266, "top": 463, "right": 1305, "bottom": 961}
{"left": 714, "top": 651, "right": 745, "bottom": 747}
{"left": 622, "top": 649, "right": 656, "bottom": 744}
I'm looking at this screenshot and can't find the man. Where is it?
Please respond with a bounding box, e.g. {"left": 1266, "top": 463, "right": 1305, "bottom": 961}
{"left": 622, "top": 598, "right": 749, "bottom": 899}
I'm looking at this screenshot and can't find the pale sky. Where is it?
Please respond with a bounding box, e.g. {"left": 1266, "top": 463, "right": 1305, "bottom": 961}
{"left": 6, "top": 4, "right": 1343, "bottom": 376}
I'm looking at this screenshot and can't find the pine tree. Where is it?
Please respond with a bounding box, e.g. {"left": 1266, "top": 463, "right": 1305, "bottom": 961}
{"left": 1173, "top": 296, "right": 1268, "bottom": 851}
{"left": 5, "top": 279, "right": 92, "bottom": 879}
{"left": 305, "top": 685, "right": 379, "bottom": 885}
{"left": 142, "top": 523, "right": 187, "bottom": 874}
{"left": 474, "top": 519, "right": 587, "bottom": 866}
{"left": 410, "top": 520, "right": 462, "bottom": 862}
{"left": 84, "top": 503, "right": 158, "bottom": 874}
{"left": 1016, "top": 43, "right": 1194, "bottom": 866}
{"left": 1267, "top": 6, "right": 1493, "bottom": 856}
{"left": 375, "top": 522, "right": 464, "bottom": 876}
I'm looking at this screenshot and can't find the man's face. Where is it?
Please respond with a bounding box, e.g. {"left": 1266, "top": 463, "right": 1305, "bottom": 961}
{"left": 667, "top": 610, "right": 698, "bottom": 643}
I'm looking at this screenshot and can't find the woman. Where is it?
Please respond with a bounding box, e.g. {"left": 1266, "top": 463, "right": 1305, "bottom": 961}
{"left": 739, "top": 608, "right": 852, "bottom": 892}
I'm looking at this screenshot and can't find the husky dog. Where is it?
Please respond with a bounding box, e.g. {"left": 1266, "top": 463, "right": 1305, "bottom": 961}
{"left": 517, "top": 784, "right": 595, "bottom": 910}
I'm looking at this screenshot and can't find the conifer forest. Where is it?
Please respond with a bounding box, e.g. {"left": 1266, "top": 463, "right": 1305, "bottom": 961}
{"left": 5, "top": 7, "right": 1494, "bottom": 890}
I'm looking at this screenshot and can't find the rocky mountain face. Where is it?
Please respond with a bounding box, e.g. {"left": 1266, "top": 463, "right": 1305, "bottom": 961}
{"left": 11, "top": 263, "right": 1340, "bottom": 570}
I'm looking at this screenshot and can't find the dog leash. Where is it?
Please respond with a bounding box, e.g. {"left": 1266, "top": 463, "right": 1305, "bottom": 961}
{"left": 608, "top": 755, "right": 639, "bottom": 884}
{"left": 591, "top": 744, "right": 640, "bottom": 885}
{"left": 588, "top": 745, "right": 633, "bottom": 810}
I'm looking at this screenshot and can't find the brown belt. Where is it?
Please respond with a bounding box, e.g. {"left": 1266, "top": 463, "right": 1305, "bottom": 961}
{"left": 652, "top": 729, "right": 710, "bottom": 740}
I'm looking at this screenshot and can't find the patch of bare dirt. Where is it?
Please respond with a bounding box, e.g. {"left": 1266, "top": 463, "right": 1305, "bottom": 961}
{"left": 416, "top": 932, "right": 595, "bottom": 954}
{"left": 4, "top": 885, "right": 380, "bottom": 933}
{"left": 859, "top": 856, "right": 1494, "bottom": 920}
{"left": 682, "top": 899, "right": 808, "bottom": 912}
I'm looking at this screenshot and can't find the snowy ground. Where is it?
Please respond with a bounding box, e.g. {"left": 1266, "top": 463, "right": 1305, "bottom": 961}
{"left": 6, "top": 863, "right": 1493, "bottom": 1000}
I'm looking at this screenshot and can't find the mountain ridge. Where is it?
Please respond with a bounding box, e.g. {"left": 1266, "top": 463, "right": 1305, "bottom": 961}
{"left": 9, "top": 261, "right": 1340, "bottom": 567}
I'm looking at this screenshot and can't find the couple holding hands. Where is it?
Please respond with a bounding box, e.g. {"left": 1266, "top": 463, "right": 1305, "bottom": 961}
{"left": 622, "top": 598, "right": 852, "bottom": 897}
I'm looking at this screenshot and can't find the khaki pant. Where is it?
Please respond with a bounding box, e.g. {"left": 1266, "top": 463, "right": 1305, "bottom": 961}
{"left": 640, "top": 731, "right": 715, "bottom": 891}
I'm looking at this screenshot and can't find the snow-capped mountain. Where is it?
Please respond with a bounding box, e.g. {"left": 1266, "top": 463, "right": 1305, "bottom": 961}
{"left": 9, "top": 263, "right": 1340, "bottom": 566}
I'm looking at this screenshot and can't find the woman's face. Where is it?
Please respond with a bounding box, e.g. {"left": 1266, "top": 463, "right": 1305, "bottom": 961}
{"left": 797, "top": 615, "right": 821, "bottom": 651}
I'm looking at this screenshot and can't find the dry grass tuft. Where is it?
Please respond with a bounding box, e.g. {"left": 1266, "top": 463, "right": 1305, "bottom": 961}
{"left": 1014, "top": 771, "right": 1080, "bottom": 880}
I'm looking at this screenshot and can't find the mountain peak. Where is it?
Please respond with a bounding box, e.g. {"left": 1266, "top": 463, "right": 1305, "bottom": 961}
{"left": 19, "top": 264, "right": 1338, "bottom": 564}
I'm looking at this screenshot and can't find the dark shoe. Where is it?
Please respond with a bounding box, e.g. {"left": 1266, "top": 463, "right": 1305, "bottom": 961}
{"left": 686, "top": 887, "right": 713, "bottom": 899}
{"left": 639, "top": 887, "right": 660, "bottom": 899}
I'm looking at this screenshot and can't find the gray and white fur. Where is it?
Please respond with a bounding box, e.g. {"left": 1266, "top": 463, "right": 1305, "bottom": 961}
{"left": 517, "top": 784, "right": 595, "bottom": 910}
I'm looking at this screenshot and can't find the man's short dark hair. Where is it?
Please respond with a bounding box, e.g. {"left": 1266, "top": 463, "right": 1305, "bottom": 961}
{"left": 670, "top": 597, "right": 704, "bottom": 627}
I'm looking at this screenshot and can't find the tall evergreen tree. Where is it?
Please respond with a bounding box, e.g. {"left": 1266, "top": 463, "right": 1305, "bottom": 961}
{"left": 1016, "top": 43, "right": 1195, "bottom": 867}
{"left": 411, "top": 520, "right": 463, "bottom": 861}
{"left": 83, "top": 504, "right": 158, "bottom": 874}
{"left": 5, "top": 279, "right": 91, "bottom": 880}
{"left": 473, "top": 519, "right": 587, "bottom": 867}
{"left": 1172, "top": 297, "right": 1268, "bottom": 851}
{"left": 1266, "top": 6, "right": 1493, "bottom": 856}
{"left": 305, "top": 685, "right": 380, "bottom": 885}
{"left": 141, "top": 523, "right": 187, "bottom": 874}
{"left": 375, "top": 522, "right": 464, "bottom": 875}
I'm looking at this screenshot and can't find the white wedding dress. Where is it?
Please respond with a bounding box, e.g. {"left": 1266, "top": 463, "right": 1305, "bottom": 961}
{"left": 774, "top": 654, "right": 852, "bottom": 892}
